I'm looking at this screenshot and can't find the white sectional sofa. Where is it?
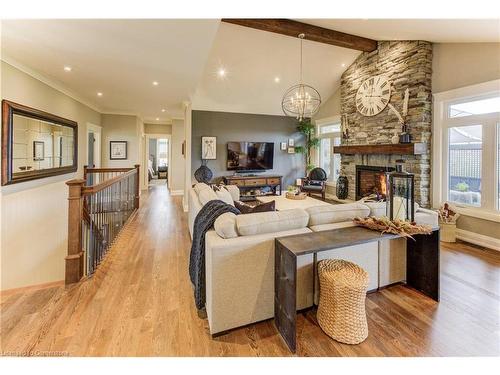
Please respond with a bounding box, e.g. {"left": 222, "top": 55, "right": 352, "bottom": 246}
{"left": 188, "top": 183, "right": 438, "bottom": 335}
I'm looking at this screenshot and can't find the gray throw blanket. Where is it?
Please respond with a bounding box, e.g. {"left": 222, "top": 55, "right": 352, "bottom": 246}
{"left": 189, "top": 199, "right": 240, "bottom": 310}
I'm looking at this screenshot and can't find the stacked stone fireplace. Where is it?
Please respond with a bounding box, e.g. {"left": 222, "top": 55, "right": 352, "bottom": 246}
{"left": 340, "top": 41, "right": 432, "bottom": 207}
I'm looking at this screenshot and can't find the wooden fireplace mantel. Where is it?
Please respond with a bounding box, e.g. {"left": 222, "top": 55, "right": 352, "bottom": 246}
{"left": 333, "top": 143, "right": 427, "bottom": 155}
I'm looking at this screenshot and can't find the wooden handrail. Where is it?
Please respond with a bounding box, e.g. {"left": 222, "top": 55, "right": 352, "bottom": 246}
{"left": 81, "top": 168, "right": 137, "bottom": 195}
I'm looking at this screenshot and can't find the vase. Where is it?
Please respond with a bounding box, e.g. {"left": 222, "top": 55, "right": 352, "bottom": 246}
{"left": 399, "top": 132, "right": 411, "bottom": 144}
{"left": 336, "top": 176, "right": 349, "bottom": 200}
{"left": 194, "top": 165, "right": 213, "bottom": 184}
{"left": 391, "top": 135, "right": 399, "bottom": 144}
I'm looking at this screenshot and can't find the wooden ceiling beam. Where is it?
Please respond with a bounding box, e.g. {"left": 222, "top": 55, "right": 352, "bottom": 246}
{"left": 221, "top": 19, "right": 377, "bottom": 52}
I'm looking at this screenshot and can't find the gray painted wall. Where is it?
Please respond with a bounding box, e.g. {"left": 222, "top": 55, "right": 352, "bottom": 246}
{"left": 192, "top": 110, "right": 305, "bottom": 188}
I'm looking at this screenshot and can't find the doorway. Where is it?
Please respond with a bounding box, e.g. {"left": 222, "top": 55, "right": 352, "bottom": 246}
{"left": 86, "top": 123, "right": 102, "bottom": 185}
{"left": 145, "top": 134, "right": 171, "bottom": 189}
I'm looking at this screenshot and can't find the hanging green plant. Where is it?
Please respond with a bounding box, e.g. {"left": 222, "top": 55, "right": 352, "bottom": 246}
{"left": 294, "top": 118, "right": 319, "bottom": 176}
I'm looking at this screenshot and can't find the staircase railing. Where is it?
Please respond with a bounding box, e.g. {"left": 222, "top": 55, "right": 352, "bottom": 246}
{"left": 65, "top": 164, "right": 140, "bottom": 284}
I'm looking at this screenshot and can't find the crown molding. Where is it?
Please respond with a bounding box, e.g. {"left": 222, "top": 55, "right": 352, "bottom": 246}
{"left": 1, "top": 55, "right": 103, "bottom": 114}
{"left": 144, "top": 121, "right": 173, "bottom": 125}
{"left": 101, "top": 110, "right": 140, "bottom": 117}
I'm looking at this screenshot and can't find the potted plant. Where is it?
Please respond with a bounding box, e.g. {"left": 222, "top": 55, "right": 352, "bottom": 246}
{"left": 438, "top": 202, "right": 460, "bottom": 242}
{"left": 294, "top": 118, "right": 320, "bottom": 176}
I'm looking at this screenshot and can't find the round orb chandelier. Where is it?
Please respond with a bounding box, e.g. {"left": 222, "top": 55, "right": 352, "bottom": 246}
{"left": 282, "top": 33, "right": 321, "bottom": 120}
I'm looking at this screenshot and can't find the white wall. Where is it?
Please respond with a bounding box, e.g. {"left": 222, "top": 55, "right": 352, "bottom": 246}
{"left": 101, "top": 114, "right": 142, "bottom": 168}
{"left": 314, "top": 87, "right": 341, "bottom": 120}
{"left": 144, "top": 123, "right": 172, "bottom": 135}
{"left": 1, "top": 61, "right": 101, "bottom": 290}
{"left": 433, "top": 43, "right": 500, "bottom": 93}
{"left": 170, "top": 119, "right": 185, "bottom": 194}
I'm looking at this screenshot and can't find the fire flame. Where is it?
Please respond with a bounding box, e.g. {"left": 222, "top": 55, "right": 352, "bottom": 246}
{"left": 379, "top": 174, "right": 387, "bottom": 197}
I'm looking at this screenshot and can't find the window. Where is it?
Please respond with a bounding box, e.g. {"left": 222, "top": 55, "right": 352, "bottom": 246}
{"left": 449, "top": 95, "right": 500, "bottom": 118}
{"left": 317, "top": 118, "right": 341, "bottom": 183}
{"left": 320, "top": 123, "right": 341, "bottom": 134}
{"left": 433, "top": 81, "right": 500, "bottom": 219}
{"left": 448, "top": 125, "right": 482, "bottom": 207}
{"left": 157, "top": 139, "right": 169, "bottom": 167}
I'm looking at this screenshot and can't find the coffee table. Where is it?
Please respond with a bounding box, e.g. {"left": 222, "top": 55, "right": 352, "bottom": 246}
{"left": 256, "top": 193, "right": 331, "bottom": 211}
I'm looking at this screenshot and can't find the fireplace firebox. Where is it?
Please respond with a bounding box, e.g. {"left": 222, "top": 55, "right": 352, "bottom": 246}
{"left": 355, "top": 165, "right": 395, "bottom": 201}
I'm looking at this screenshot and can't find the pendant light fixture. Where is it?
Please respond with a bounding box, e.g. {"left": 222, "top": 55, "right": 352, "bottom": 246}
{"left": 281, "top": 33, "right": 321, "bottom": 120}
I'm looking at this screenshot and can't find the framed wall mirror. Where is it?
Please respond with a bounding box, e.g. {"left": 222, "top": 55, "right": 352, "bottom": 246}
{"left": 2, "top": 100, "right": 78, "bottom": 185}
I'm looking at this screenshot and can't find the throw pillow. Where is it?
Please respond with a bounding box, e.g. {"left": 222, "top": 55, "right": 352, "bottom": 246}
{"left": 214, "top": 186, "right": 234, "bottom": 206}
{"left": 234, "top": 200, "right": 275, "bottom": 214}
{"left": 198, "top": 188, "right": 218, "bottom": 205}
{"left": 193, "top": 182, "right": 211, "bottom": 194}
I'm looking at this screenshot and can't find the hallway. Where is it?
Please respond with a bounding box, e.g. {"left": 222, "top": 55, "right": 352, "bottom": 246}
{"left": 1, "top": 185, "right": 499, "bottom": 356}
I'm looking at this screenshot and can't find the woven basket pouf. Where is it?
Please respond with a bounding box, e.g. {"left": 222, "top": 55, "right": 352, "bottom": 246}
{"left": 317, "top": 259, "right": 369, "bottom": 344}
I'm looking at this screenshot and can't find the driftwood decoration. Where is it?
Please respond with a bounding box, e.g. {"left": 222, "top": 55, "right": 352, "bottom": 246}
{"left": 353, "top": 216, "right": 432, "bottom": 240}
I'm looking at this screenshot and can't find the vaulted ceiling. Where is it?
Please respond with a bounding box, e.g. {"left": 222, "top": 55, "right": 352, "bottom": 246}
{"left": 191, "top": 22, "right": 359, "bottom": 116}
{"left": 1, "top": 19, "right": 499, "bottom": 122}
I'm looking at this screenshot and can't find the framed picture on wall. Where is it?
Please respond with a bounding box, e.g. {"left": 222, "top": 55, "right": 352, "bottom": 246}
{"left": 110, "top": 141, "right": 127, "bottom": 160}
{"left": 287, "top": 147, "right": 295, "bottom": 154}
{"left": 33, "top": 141, "right": 45, "bottom": 161}
{"left": 280, "top": 142, "right": 287, "bottom": 151}
{"left": 201, "top": 136, "right": 217, "bottom": 160}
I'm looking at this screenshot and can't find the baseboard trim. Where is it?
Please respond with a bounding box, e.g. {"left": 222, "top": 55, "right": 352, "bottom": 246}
{"left": 170, "top": 190, "right": 184, "bottom": 196}
{"left": 1, "top": 280, "right": 64, "bottom": 297}
{"left": 456, "top": 229, "right": 500, "bottom": 251}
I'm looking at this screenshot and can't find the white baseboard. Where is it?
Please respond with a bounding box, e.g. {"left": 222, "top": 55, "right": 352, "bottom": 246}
{"left": 170, "top": 190, "right": 184, "bottom": 196}
{"left": 456, "top": 229, "right": 500, "bottom": 251}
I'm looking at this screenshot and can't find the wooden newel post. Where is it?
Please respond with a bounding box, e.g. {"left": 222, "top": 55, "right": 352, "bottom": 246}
{"left": 134, "top": 164, "right": 140, "bottom": 209}
{"left": 65, "top": 179, "right": 85, "bottom": 284}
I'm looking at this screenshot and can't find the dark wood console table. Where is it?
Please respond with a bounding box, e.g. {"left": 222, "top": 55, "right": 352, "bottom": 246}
{"left": 274, "top": 226, "right": 440, "bottom": 353}
{"left": 223, "top": 175, "right": 282, "bottom": 201}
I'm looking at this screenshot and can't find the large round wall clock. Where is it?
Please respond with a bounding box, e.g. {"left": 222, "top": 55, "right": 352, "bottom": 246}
{"left": 355, "top": 75, "right": 391, "bottom": 116}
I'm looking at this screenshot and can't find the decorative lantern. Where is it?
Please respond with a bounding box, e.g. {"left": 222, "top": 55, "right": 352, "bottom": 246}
{"left": 386, "top": 160, "right": 415, "bottom": 222}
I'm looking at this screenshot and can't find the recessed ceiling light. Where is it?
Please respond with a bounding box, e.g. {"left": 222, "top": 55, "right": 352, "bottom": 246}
{"left": 274, "top": 77, "right": 281, "bottom": 83}
{"left": 152, "top": 81, "right": 159, "bottom": 86}
{"left": 341, "top": 63, "right": 346, "bottom": 68}
{"left": 97, "top": 92, "right": 103, "bottom": 97}
{"left": 156, "top": 117, "right": 160, "bottom": 121}
{"left": 64, "top": 66, "right": 72, "bottom": 72}
{"left": 161, "top": 109, "right": 166, "bottom": 112}
{"left": 217, "top": 68, "right": 226, "bottom": 78}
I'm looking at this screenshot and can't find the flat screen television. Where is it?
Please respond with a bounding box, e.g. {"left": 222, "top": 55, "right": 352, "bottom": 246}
{"left": 227, "top": 142, "right": 274, "bottom": 171}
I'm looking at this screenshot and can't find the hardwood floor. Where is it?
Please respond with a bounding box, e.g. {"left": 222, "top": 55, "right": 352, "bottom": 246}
{"left": 1, "top": 185, "right": 499, "bottom": 356}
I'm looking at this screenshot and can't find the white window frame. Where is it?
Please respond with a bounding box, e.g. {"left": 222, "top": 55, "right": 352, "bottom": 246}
{"left": 316, "top": 115, "right": 341, "bottom": 185}
{"left": 432, "top": 79, "right": 500, "bottom": 222}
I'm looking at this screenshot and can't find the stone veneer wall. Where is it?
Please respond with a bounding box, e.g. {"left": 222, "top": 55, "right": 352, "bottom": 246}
{"left": 340, "top": 41, "right": 432, "bottom": 207}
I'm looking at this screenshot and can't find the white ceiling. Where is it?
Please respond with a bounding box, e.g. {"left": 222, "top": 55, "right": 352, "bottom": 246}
{"left": 1, "top": 19, "right": 220, "bottom": 121}
{"left": 1, "top": 19, "right": 499, "bottom": 121}
{"left": 301, "top": 19, "right": 500, "bottom": 43}
{"left": 191, "top": 22, "right": 360, "bottom": 115}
